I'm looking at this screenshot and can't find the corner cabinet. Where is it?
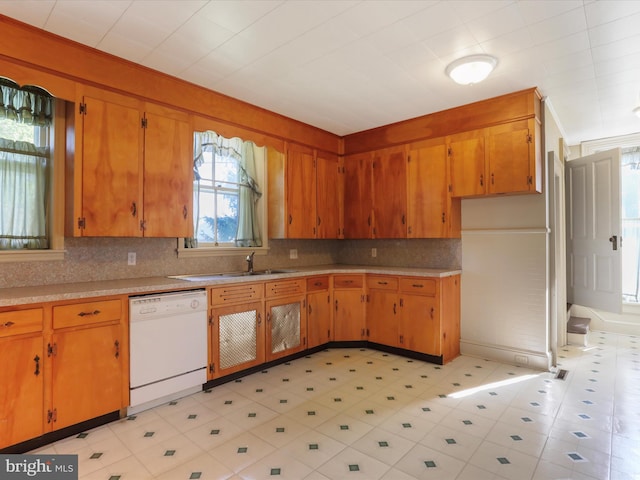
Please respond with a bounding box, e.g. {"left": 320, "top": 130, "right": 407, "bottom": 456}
{"left": 306, "top": 276, "right": 332, "bottom": 348}
{"left": 67, "top": 86, "right": 193, "bottom": 237}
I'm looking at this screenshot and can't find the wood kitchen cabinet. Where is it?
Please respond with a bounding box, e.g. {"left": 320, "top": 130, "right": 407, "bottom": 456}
{"left": 67, "top": 86, "right": 192, "bottom": 237}
{"left": 448, "top": 128, "right": 486, "bottom": 198}
{"left": 449, "top": 118, "right": 541, "bottom": 198}
{"left": 49, "top": 299, "right": 124, "bottom": 430}
{"left": 306, "top": 276, "right": 332, "bottom": 348}
{"left": 372, "top": 146, "right": 407, "bottom": 238}
{"left": 333, "top": 275, "right": 366, "bottom": 341}
{"left": 0, "top": 308, "right": 44, "bottom": 448}
{"left": 408, "top": 138, "right": 460, "bottom": 238}
{"left": 316, "top": 152, "right": 342, "bottom": 238}
{"left": 366, "top": 276, "right": 399, "bottom": 345}
{"left": 268, "top": 144, "right": 343, "bottom": 239}
{"left": 265, "top": 279, "right": 307, "bottom": 361}
{"left": 343, "top": 152, "right": 373, "bottom": 239}
{"left": 208, "top": 283, "right": 265, "bottom": 380}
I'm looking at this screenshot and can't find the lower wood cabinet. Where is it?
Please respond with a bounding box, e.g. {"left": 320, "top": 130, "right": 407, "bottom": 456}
{"left": 265, "top": 279, "right": 307, "bottom": 361}
{"left": 209, "top": 283, "right": 265, "bottom": 380}
{"left": 0, "top": 297, "right": 127, "bottom": 451}
{"left": 366, "top": 274, "right": 461, "bottom": 362}
{"left": 307, "top": 276, "right": 332, "bottom": 348}
{"left": 50, "top": 323, "right": 122, "bottom": 430}
{"left": 0, "top": 308, "right": 44, "bottom": 448}
{"left": 333, "top": 275, "right": 366, "bottom": 341}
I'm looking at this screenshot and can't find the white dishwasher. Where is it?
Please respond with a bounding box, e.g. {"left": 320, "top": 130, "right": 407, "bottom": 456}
{"left": 129, "top": 289, "right": 207, "bottom": 414}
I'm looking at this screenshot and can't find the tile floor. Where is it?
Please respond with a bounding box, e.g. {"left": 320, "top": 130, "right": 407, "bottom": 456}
{"left": 32, "top": 331, "right": 640, "bottom": 479}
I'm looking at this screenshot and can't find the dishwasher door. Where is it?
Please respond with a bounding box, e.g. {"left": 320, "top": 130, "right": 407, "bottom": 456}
{"left": 129, "top": 290, "right": 207, "bottom": 411}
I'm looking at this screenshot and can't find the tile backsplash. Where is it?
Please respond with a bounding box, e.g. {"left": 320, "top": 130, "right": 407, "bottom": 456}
{"left": 0, "top": 237, "right": 460, "bottom": 289}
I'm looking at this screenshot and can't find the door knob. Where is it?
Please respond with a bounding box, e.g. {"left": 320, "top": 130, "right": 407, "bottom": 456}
{"left": 609, "top": 235, "right": 618, "bottom": 251}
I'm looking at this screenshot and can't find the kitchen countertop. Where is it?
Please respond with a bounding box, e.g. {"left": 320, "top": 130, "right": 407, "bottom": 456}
{"left": 0, "top": 265, "right": 461, "bottom": 307}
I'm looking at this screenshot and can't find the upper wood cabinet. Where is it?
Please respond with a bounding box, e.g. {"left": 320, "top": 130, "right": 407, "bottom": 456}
{"left": 408, "top": 138, "right": 461, "bottom": 238}
{"left": 268, "top": 143, "right": 342, "bottom": 239}
{"left": 372, "top": 146, "right": 407, "bottom": 238}
{"left": 448, "top": 118, "right": 541, "bottom": 198}
{"left": 343, "top": 151, "right": 373, "bottom": 239}
{"left": 67, "top": 87, "right": 193, "bottom": 237}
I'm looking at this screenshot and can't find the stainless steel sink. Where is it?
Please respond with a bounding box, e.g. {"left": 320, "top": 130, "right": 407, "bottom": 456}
{"left": 168, "top": 269, "right": 297, "bottom": 282}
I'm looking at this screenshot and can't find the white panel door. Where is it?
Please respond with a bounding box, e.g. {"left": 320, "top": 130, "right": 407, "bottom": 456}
{"left": 566, "top": 148, "right": 622, "bottom": 313}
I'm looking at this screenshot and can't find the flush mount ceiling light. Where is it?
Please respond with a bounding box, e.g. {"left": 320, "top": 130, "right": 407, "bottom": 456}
{"left": 445, "top": 54, "right": 498, "bottom": 85}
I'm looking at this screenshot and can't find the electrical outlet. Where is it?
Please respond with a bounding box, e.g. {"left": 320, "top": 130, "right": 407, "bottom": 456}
{"left": 371, "top": 248, "right": 377, "bottom": 258}
{"left": 128, "top": 252, "right": 136, "bottom": 266}
{"left": 289, "top": 249, "right": 298, "bottom": 259}
{"left": 514, "top": 354, "right": 528, "bottom": 365}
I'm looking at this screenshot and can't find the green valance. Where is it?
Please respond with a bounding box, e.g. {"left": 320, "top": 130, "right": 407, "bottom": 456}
{"left": 0, "top": 78, "right": 53, "bottom": 127}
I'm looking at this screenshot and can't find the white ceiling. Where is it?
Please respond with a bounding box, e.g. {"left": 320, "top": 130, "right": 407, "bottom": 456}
{"left": 2, "top": 0, "right": 640, "bottom": 145}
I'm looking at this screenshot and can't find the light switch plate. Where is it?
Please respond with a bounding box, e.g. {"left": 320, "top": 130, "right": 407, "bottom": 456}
{"left": 289, "top": 249, "right": 298, "bottom": 259}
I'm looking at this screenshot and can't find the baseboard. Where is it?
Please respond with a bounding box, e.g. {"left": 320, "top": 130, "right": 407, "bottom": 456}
{"left": 460, "top": 339, "right": 551, "bottom": 370}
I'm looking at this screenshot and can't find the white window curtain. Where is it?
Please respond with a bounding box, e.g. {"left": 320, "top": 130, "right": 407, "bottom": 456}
{"left": 0, "top": 79, "right": 52, "bottom": 249}
{"left": 189, "top": 131, "right": 263, "bottom": 248}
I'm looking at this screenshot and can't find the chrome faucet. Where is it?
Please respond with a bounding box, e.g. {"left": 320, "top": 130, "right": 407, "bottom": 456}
{"left": 246, "top": 251, "right": 255, "bottom": 273}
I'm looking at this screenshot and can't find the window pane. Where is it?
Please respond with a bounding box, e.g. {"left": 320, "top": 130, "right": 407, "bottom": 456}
{"left": 215, "top": 191, "right": 239, "bottom": 243}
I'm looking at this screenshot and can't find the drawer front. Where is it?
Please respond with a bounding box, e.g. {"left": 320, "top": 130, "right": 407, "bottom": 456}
{"left": 366, "top": 276, "right": 399, "bottom": 290}
{"left": 333, "top": 275, "right": 363, "bottom": 289}
{"left": 399, "top": 277, "right": 437, "bottom": 296}
{"left": 210, "top": 283, "right": 264, "bottom": 306}
{"left": 53, "top": 299, "right": 122, "bottom": 329}
{"left": 265, "top": 279, "right": 305, "bottom": 298}
{"left": 0, "top": 308, "right": 43, "bottom": 338}
{"left": 307, "top": 276, "right": 329, "bottom": 292}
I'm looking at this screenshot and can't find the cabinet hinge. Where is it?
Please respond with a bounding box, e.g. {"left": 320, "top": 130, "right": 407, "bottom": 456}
{"left": 47, "top": 343, "right": 57, "bottom": 357}
{"left": 447, "top": 147, "right": 452, "bottom": 157}
{"left": 527, "top": 175, "right": 533, "bottom": 185}
{"left": 140, "top": 220, "right": 147, "bottom": 231}
{"left": 47, "top": 408, "right": 57, "bottom": 424}
{"left": 448, "top": 184, "right": 452, "bottom": 193}
{"left": 77, "top": 217, "right": 86, "bottom": 229}
{"left": 407, "top": 155, "right": 411, "bottom": 163}
{"left": 141, "top": 117, "right": 148, "bottom": 128}
{"left": 79, "top": 103, "right": 87, "bottom": 115}
{"left": 526, "top": 134, "right": 533, "bottom": 143}
{"left": 209, "top": 362, "right": 215, "bottom": 373}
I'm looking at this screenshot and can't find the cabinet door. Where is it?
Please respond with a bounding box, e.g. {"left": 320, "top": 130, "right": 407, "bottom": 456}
{"left": 316, "top": 152, "right": 342, "bottom": 239}
{"left": 51, "top": 324, "right": 122, "bottom": 430}
{"left": 367, "top": 290, "right": 398, "bottom": 346}
{"left": 400, "top": 294, "right": 440, "bottom": 355}
{"left": 266, "top": 296, "right": 306, "bottom": 361}
{"left": 143, "top": 108, "right": 193, "bottom": 237}
{"left": 448, "top": 129, "right": 486, "bottom": 198}
{"left": 80, "top": 95, "right": 143, "bottom": 236}
{"left": 408, "top": 141, "right": 450, "bottom": 238}
{"left": 210, "top": 301, "right": 265, "bottom": 379}
{"left": 287, "top": 144, "right": 317, "bottom": 238}
{"left": 488, "top": 119, "right": 536, "bottom": 195}
{"left": 307, "top": 291, "right": 332, "bottom": 348}
{"left": 0, "top": 335, "right": 43, "bottom": 448}
{"left": 343, "top": 152, "right": 373, "bottom": 238}
{"left": 333, "top": 289, "right": 365, "bottom": 341}
{"left": 372, "top": 146, "right": 407, "bottom": 238}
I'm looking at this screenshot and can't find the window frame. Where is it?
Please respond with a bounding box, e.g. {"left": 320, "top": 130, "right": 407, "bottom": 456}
{"left": 177, "top": 132, "right": 269, "bottom": 258}
{"left": 0, "top": 100, "right": 65, "bottom": 263}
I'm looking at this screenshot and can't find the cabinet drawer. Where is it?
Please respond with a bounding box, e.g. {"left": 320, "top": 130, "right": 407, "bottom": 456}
{"left": 307, "top": 276, "right": 329, "bottom": 292}
{"left": 210, "top": 283, "right": 264, "bottom": 306}
{"left": 367, "top": 276, "right": 398, "bottom": 290}
{"left": 265, "top": 279, "right": 305, "bottom": 298}
{"left": 0, "top": 308, "right": 43, "bottom": 338}
{"left": 53, "top": 299, "right": 122, "bottom": 329}
{"left": 333, "top": 275, "right": 363, "bottom": 289}
{"left": 399, "top": 277, "right": 437, "bottom": 296}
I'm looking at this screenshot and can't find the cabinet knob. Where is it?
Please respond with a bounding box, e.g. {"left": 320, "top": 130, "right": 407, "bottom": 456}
{"left": 131, "top": 202, "right": 137, "bottom": 217}
{"left": 183, "top": 205, "right": 188, "bottom": 219}
{"left": 34, "top": 355, "right": 40, "bottom": 376}
{"left": 1, "top": 321, "right": 15, "bottom": 328}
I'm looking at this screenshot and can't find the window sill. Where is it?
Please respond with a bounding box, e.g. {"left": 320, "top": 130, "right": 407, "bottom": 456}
{"left": 176, "top": 244, "right": 269, "bottom": 259}
{"left": 0, "top": 249, "right": 65, "bottom": 263}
